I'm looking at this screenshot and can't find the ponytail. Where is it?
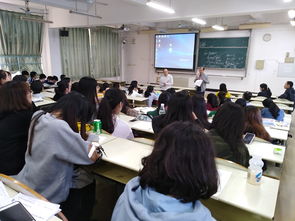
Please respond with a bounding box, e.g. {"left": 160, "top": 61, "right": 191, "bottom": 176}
{"left": 262, "top": 98, "right": 279, "bottom": 119}
{"left": 266, "top": 88, "right": 272, "bottom": 98}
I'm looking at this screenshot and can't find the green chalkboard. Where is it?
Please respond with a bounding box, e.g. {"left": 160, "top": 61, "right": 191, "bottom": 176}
{"left": 198, "top": 37, "right": 249, "bottom": 69}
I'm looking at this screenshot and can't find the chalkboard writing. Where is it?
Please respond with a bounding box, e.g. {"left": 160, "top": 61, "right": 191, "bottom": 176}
{"left": 198, "top": 37, "right": 249, "bottom": 69}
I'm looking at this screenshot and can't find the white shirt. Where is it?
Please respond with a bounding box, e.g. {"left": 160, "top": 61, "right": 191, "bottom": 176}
{"left": 159, "top": 74, "right": 173, "bottom": 90}
{"left": 147, "top": 93, "right": 158, "bottom": 107}
{"left": 130, "top": 90, "right": 143, "bottom": 97}
{"left": 112, "top": 116, "right": 134, "bottom": 139}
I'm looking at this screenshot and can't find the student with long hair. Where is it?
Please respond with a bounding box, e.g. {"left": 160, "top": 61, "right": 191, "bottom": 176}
{"left": 209, "top": 102, "right": 250, "bottom": 167}
{"left": 144, "top": 85, "right": 158, "bottom": 107}
{"left": 216, "top": 83, "right": 231, "bottom": 98}
{"left": 16, "top": 92, "right": 100, "bottom": 221}
{"left": 206, "top": 93, "right": 219, "bottom": 111}
{"left": 258, "top": 83, "right": 272, "bottom": 98}
{"left": 192, "top": 95, "right": 211, "bottom": 129}
{"left": 112, "top": 121, "right": 218, "bottom": 221}
{"left": 127, "top": 80, "right": 143, "bottom": 97}
{"left": 97, "top": 88, "right": 134, "bottom": 139}
{"left": 53, "top": 78, "right": 71, "bottom": 101}
{"left": 0, "top": 81, "right": 33, "bottom": 175}
{"left": 152, "top": 91, "right": 198, "bottom": 135}
{"left": 245, "top": 106, "right": 271, "bottom": 142}
{"left": 261, "top": 98, "right": 285, "bottom": 121}
{"left": 121, "top": 92, "right": 140, "bottom": 117}
{"left": 147, "top": 91, "right": 171, "bottom": 118}
{"left": 79, "top": 77, "right": 99, "bottom": 115}
{"left": 217, "top": 91, "right": 230, "bottom": 106}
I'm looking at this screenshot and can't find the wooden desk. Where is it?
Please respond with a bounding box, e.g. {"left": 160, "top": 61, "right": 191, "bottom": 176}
{"left": 246, "top": 141, "right": 285, "bottom": 164}
{"left": 273, "top": 98, "right": 294, "bottom": 106}
{"left": 249, "top": 101, "right": 293, "bottom": 112}
{"left": 41, "top": 91, "right": 55, "bottom": 99}
{"left": 93, "top": 136, "right": 279, "bottom": 221}
{"left": 265, "top": 127, "right": 288, "bottom": 141}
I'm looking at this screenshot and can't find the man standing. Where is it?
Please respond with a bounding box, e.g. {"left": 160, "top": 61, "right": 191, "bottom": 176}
{"left": 159, "top": 69, "right": 173, "bottom": 90}
{"left": 194, "top": 67, "right": 209, "bottom": 95}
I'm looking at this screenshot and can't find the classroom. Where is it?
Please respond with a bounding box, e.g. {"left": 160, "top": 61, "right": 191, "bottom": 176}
{"left": 0, "top": 0, "right": 295, "bottom": 221}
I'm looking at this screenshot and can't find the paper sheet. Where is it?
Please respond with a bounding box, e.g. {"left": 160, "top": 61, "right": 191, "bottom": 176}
{"left": 0, "top": 181, "right": 12, "bottom": 207}
{"left": 213, "top": 169, "right": 232, "bottom": 197}
{"left": 194, "top": 79, "right": 203, "bottom": 87}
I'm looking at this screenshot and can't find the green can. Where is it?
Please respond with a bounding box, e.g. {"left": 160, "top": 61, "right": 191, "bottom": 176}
{"left": 93, "top": 119, "right": 102, "bottom": 134}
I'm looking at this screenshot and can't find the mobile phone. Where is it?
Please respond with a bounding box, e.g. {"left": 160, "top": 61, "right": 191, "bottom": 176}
{"left": 129, "top": 118, "right": 137, "bottom": 122}
{"left": 243, "top": 133, "right": 255, "bottom": 144}
{"left": 0, "top": 201, "right": 36, "bottom": 221}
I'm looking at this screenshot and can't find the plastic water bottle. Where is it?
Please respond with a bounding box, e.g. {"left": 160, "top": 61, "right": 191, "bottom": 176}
{"left": 247, "top": 155, "right": 264, "bottom": 185}
{"left": 159, "top": 103, "right": 166, "bottom": 115}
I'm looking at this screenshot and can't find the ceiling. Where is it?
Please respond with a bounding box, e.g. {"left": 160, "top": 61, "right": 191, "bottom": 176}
{"left": 1, "top": 0, "right": 295, "bottom": 29}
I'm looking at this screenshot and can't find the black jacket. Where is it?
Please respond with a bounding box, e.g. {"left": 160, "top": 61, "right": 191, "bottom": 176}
{"left": 0, "top": 110, "right": 33, "bottom": 175}
{"left": 278, "top": 88, "right": 295, "bottom": 102}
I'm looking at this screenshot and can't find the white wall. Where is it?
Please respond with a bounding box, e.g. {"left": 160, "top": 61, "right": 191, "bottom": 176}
{"left": 121, "top": 25, "right": 295, "bottom": 96}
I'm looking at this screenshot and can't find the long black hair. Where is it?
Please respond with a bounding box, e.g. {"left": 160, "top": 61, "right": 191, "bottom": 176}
{"left": 262, "top": 98, "right": 280, "bottom": 119}
{"left": 219, "top": 83, "right": 228, "bottom": 93}
{"left": 28, "top": 92, "right": 93, "bottom": 155}
{"left": 97, "top": 88, "right": 124, "bottom": 133}
{"left": 260, "top": 83, "right": 272, "bottom": 98}
{"left": 53, "top": 78, "right": 70, "bottom": 101}
{"left": 144, "top": 86, "right": 154, "bottom": 97}
{"left": 207, "top": 93, "right": 219, "bottom": 108}
{"left": 160, "top": 91, "right": 194, "bottom": 129}
{"left": 211, "top": 102, "right": 247, "bottom": 164}
{"left": 192, "top": 95, "right": 211, "bottom": 129}
{"left": 78, "top": 77, "right": 99, "bottom": 113}
{"left": 140, "top": 121, "right": 218, "bottom": 202}
{"left": 128, "top": 80, "right": 138, "bottom": 95}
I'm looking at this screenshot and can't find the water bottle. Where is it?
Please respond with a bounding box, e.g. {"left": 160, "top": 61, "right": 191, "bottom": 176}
{"left": 247, "top": 155, "right": 264, "bottom": 185}
{"left": 159, "top": 103, "right": 166, "bottom": 115}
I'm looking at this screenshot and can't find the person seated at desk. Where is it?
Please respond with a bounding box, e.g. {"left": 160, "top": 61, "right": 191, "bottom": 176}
{"left": 112, "top": 82, "right": 120, "bottom": 89}
{"left": 278, "top": 81, "right": 295, "bottom": 102}
{"left": 245, "top": 106, "right": 271, "bottom": 142}
{"left": 208, "top": 102, "right": 250, "bottom": 167}
{"left": 144, "top": 85, "right": 158, "bottom": 107}
{"left": 159, "top": 69, "right": 173, "bottom": 90}
{"left": 0, "top": 70, "right": 11, "bottom": 86}
{"left": 99, "top": 82, "right": 110, "bottom": 94}
{"left": 192, "top": 95, "right": 211, "bottom": 130}
{"left": 261, "top": 98, "right": 285, "bottom": 121}
{"left": 258, "top": 83, "right": 272, "bottom": 98}
{"left": 21, "top": 70, "right": 29, "bottom": 81}
{"left": 166, "top": 87, "right": 176, "bottom": 95}
{"left": 217, "top": 91, "right": 231, "bottom": 106}
{"left": 152, "top": 91, "right": 201, "bottom": 136}
{"left": 216, "top": 83, "right": 231, "bottom": 98}
{"left": 112, "top": 121, "right": 218, "bottom": 221}
{"left": 98, "top": 88, "right": 134, "bottom": 139}
{"left": 13, "top": 75, "right": 27, "bottom": 82}
{"left": 16, "top": 92, "right": 100, "bottom": 221}
{"left": 235, "top": 98, "right": 247, "bottom": 108}
{"left": 147, "top": 91, "right": 171, "bottom": 118}
{"left": 243, "top": 91, "right": 252, "bottom": 105}
{"left": 30, "top": 80, "right": 44, "bottom": 101}
{"left": 0, "top": 81, "right": 33, "bottom": 175}
{"left": 121, "top": 92, "right": 140, "bottom": 117}
{"left": 127, "top": 80, "right": 143, "bottom": 97}
{"left": 39, "top": 73, "right": 47, "bottom": 83}
{"left": 28, "top": 71, "right": 38, "bottom": 84}
{"left": 79, "top": 77, "right": 99, "bottom": 117}
{"left": 206, "top": 93, "right": 219, "bottom": 111}
{"left": 53, "top": 78, "right": 71, "bottom": 101}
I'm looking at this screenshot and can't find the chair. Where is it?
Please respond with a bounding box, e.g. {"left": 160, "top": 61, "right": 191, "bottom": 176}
{"left": 0, "top": 174, "right": 68, "bottom": 221}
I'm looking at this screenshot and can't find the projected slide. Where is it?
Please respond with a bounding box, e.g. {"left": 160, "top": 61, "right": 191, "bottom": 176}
{"left": 154, "top": 33, "right": 196, "bottom": 70}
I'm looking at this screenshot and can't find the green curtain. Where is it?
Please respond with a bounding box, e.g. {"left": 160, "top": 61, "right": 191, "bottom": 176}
{"left": 0, "top": 10, "right": 43, "bottom": 73}
{"left": 90, "top": 27, "right": 120, "bottom": 78}
{"left": 60, "top": 28, "right": 90, "bottom": 80}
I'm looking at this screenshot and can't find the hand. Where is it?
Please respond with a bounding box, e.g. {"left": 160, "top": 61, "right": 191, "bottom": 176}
{"left": 88, "top": 144, "right": 101, "bottom": 162}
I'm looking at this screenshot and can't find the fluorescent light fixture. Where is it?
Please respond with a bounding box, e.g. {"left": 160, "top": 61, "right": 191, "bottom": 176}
{"left": 69, "top": 10, "right": 102, "bottom": 19}
{"left": 20, "top": 16, "right": 53, "bottom": 23}
{"left": 146, "top": 1, "right": 175, "bottom": 14}
{"left": 284, "top": 0, "right": 293, "bottom": 2}
{"left": 290, "top": 20, "right": 295, "bottom": 26}
{"left": 212, "top": 25, "right": 225, "bottom": 31}
{"left": 288, "top": 9, "right": 295, "bottom": 18}
{"left": 192, "top": 18, "right": 206, "bottom": 25}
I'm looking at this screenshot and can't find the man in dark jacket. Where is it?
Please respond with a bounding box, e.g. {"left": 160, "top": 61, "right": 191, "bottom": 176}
{"left": 278, "top": 81, "right": 295, "bottom": 102}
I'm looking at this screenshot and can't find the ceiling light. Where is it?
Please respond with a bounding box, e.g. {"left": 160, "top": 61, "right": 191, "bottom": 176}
{"left": 69, "top": 10, "right": 102, "bottom": 19}
{"left": 146, "top": 1, "right": 175, "bottom": 14}
{"left": 288, "top": 9, "right": 295, "bottom": 18}
{"left": 290, "top": 20, "right": 295, "bottom": 26}
{"left": 192, "top": 18, "right": 206, "bottom": 25}
{"left": 284, "top": 0, "right": 293, "bottom": 2}
{"left": 212, "top": 25, "right": 225, "bottom": 31}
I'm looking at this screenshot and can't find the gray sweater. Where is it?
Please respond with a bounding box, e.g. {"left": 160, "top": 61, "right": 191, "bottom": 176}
{"left": 16, "top": 112, "right": 94, "bottom": 203}
{"left": 195, "top": 73, "right": 209, "bottom": 92}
